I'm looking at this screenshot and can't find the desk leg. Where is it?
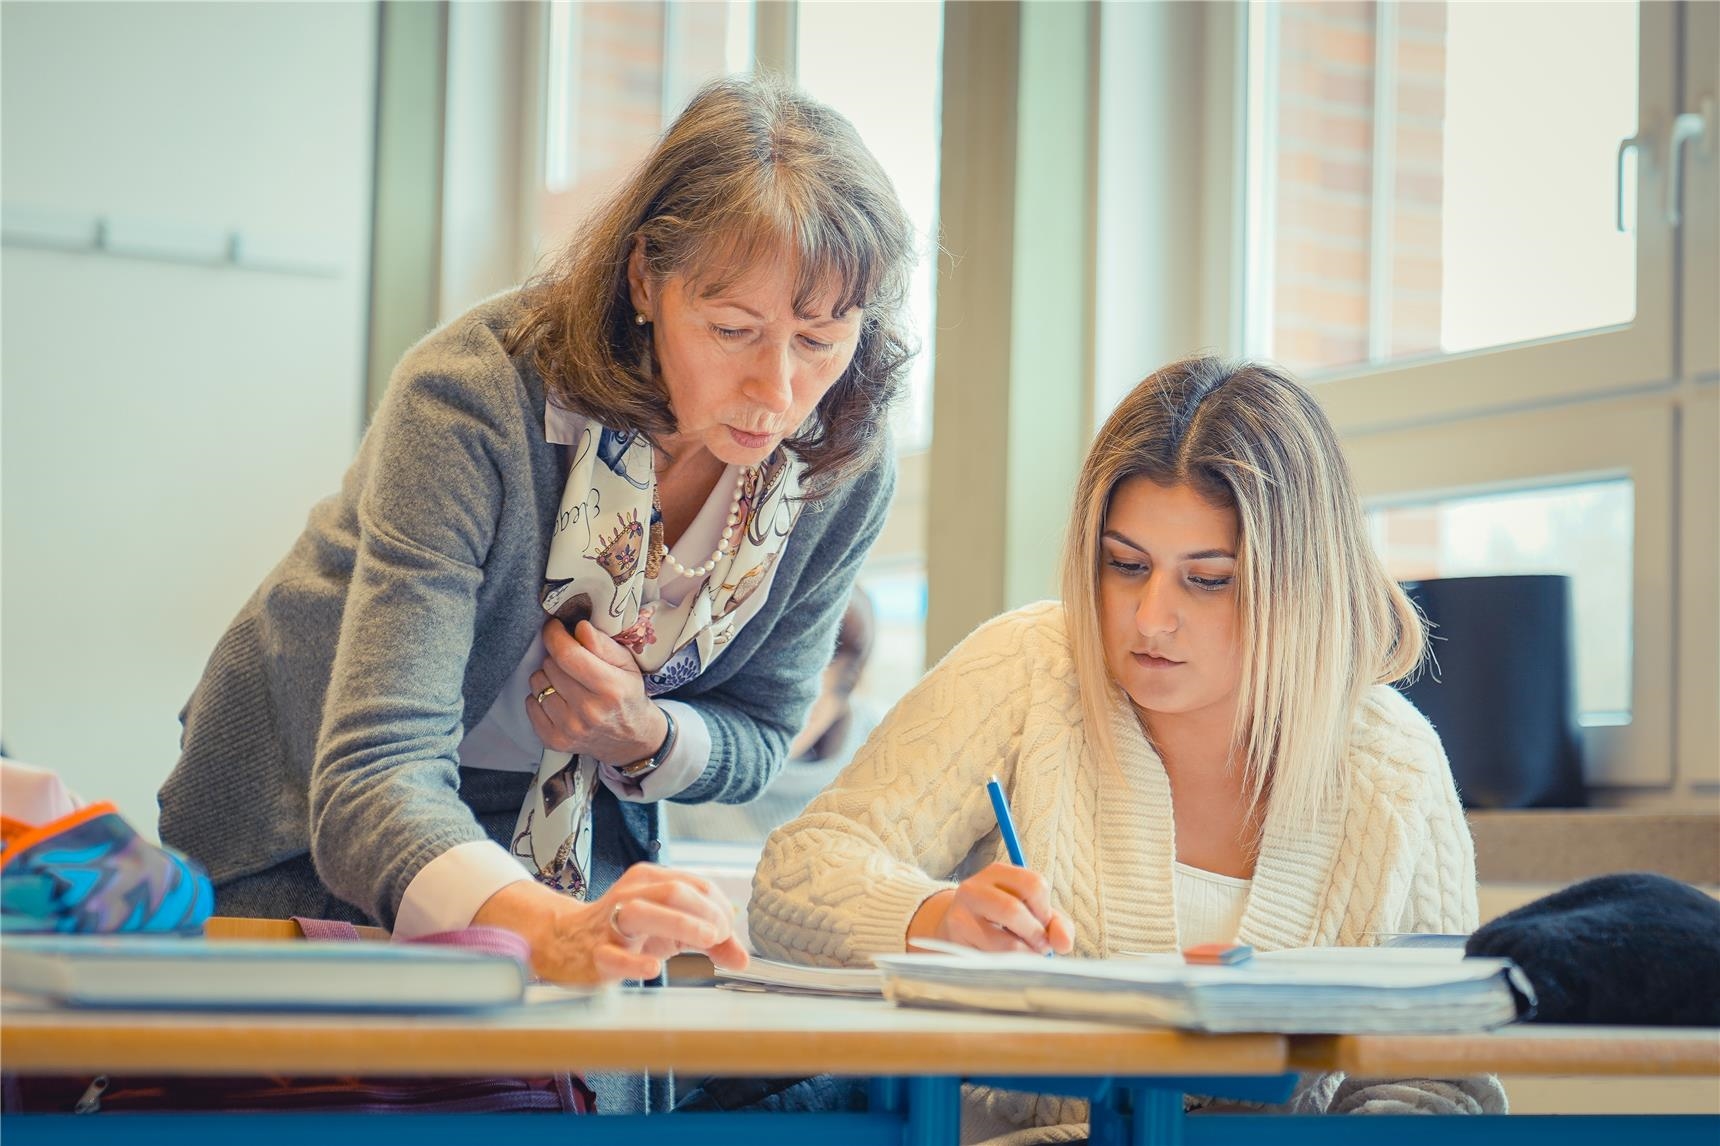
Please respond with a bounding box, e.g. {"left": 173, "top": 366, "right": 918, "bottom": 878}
{"left": 867, "top": 1076, "right": 905, "bottom": 1115}
{"left": 901, "top": 1076, "right": 961, "bottom": 1146}
{"left": 1088, "top": 1083, "right": 1183, "bottom": 1146}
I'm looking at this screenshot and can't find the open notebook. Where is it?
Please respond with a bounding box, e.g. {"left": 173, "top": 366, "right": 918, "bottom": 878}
{"left": 872, "top": 946, "right": 1534, "bottom": 1033}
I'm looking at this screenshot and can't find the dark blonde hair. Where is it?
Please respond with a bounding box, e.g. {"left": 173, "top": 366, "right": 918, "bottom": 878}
{"left": 508, "top": 75, "right": 917, "bottom": 496}
{"left": 1061, "top": 357, "right": 1425, "bottom": 827}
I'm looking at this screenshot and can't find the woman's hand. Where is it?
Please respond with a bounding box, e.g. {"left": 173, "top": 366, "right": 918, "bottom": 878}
{"left": 526, "top": 619, "right": 666, "bottom": 765}
{"left": 905, "top": 862, "right": 1075, "bottom": 955}
{"left": 473, "top": 864, "right": 749, "bottom": 985}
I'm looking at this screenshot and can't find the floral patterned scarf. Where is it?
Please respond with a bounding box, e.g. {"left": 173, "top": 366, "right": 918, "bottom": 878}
{"left": 510, "top": 424, "right": 804, "bottom": 896}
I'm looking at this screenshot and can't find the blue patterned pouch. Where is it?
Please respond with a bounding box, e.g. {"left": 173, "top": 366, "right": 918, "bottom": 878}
{"left": 1, "top": 801, "right": 213, "bottom": 935}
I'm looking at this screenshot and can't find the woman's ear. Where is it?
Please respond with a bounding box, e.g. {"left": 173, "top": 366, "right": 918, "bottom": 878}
{"left": 626, "top": 236, "right": 655, "bottom": 320}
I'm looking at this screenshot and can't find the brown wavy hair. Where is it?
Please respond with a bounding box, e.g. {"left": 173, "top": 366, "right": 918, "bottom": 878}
{"left": 507, "top": 75, "right": 918, "bottom": 497}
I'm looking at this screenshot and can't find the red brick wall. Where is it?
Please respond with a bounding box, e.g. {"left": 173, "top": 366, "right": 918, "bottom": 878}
{"left": 536, "top": 1, "right": 739, "bottom": 254}
{"left": 1269, "top": 0, "right": 1448, "bottom": 375}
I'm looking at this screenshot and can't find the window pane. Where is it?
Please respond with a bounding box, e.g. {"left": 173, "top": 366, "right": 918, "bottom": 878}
{"left": 1368, "top": 479, "right": 1634, "bottom": 721}
{"left": 1248, "top": 0, "right": 1639, "bottom": 376}
{"left": 795, "top": 0, "right": 943, "bottom": 452}
{"left": 538, "top": 1, "right": 754, "bottom": 251}
{"left": 797, "top": 1, "right": 943, "bottom": 719}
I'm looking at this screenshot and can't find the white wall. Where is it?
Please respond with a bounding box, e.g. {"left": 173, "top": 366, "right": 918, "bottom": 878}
{"left": 2, "top": 1, "right": 378, "bottom": 836}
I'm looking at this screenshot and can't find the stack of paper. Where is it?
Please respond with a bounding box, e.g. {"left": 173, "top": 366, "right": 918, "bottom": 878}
{"left": 872, "top": 946, "right": 1532, "bottom": 1033}
{"left": 716, "top": 957, "right": 883, "bottom": 997}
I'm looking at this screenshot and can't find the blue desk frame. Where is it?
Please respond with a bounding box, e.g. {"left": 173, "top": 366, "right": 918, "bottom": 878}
{"left": 6, "top": 1071, "right": 1715, "bottom": 1145}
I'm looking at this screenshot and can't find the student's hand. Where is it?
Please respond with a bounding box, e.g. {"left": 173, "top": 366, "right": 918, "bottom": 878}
{"left": 905, "top": 862, "right": 1075, "bottom": 956}
{"left": 526, "top": 619, "right": 666, "bottom": 765}
{"left": 473, "top": 863, "right": 749, "bottom": 985}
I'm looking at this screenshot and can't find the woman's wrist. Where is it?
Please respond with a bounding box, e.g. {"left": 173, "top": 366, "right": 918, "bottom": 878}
{"left": 905, "top": 889, "right": 956, "bottom": 949}
{"left": 471, "top": 878, "right": 552, "bottom": 931}
{"left": 617, "top": 702, "right": 671, "bottom": 768}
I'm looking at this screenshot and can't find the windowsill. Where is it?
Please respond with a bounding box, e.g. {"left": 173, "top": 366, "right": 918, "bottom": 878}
{"left": 1468, "top": 808, "right": 1720, "bottom": 885}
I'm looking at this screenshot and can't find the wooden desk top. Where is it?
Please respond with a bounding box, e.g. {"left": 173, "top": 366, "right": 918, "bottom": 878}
{"left": 1291, "top": 1026, "right": 1720, "bottom": 1077}
{"left": 0, "top": 987, "right": 1286, "bottom": 1078}
{"left": 9, "top": 984, "right": 1714, "bottom": 1081}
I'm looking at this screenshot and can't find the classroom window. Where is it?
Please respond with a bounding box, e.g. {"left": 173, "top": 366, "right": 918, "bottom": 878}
{"left": 794, "top": 0, "right": 943, "bottom": 453}
{"left": 795, "top": 0, "right": 944, "bottom": 720}
{"left": 1244, "top": 0, "right": 1639, "bottom": 376}
{"left": 537, "top": 0, "right": 755, "bottom": 253}
{"left": 1369, "top": 478, "right": 1635, "bottom": 723}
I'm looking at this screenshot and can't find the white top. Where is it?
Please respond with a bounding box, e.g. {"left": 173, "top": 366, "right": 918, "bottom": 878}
{"left": 1172, "top": 862, "right": 1251, "bottom": 948}
{"left": 394, "top": 403, "right": 764, "bottom": 939}
{"left": 749, "top": 601, "right": 1484, "bottom": 1143}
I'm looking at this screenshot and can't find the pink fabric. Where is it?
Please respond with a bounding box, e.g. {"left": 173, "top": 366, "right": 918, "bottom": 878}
{"left": 291, "top": 916, "right": 532, "bottom": 967}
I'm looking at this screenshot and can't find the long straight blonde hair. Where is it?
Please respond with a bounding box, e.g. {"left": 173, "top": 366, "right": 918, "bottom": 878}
{"left": 1060, "top": 357, "right": 1425, "bottom": 831}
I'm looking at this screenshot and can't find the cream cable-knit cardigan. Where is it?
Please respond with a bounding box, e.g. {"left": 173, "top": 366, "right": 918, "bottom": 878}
{"left": 751, "top": 602, "right": 1504, "bottom": 1144}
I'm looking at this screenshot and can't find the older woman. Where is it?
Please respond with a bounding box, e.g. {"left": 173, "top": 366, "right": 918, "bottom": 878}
{"left": 159, "top": 76, "right": 915, "bottom": 993}
{"left": 750, "top": 357, "right": 1504, "bottom": 1141}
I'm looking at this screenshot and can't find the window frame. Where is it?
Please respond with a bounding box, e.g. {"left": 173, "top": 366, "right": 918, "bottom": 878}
{"left": 1342, "top": 395, "right": 1676, "bottom": 788}
{"left": 1208, "top": 1, "right": 1718, "bottom": 800}
{"left": 1242, "top": 0, "right": 1680, "bottom": 437}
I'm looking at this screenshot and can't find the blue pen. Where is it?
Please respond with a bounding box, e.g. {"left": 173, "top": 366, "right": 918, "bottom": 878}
{"left": 986, "top": 776, "right": 1028, "bottom": 866}
{"left": 986, "top": 776, "right": 1055, "bottom": 956}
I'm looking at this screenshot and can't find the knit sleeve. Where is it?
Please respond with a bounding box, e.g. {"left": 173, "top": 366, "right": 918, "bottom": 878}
{"left": 308, "top": 328, "right": 521, "bottom": 928}
{"left": 747, "top": 608, "right": 1051, "bottom": 966}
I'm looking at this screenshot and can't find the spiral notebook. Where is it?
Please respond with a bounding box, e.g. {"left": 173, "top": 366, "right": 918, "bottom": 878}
{"left": 872, "top": 946, "right": 1533, "bottom": 1033}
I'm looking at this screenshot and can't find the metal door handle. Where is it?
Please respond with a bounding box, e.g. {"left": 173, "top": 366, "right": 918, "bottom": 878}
{"left": 1667, "top": 95, "right": 1715, "bottom": 228}
{"left": 1617, "top": 130, "right": 1648, "bottom": 232}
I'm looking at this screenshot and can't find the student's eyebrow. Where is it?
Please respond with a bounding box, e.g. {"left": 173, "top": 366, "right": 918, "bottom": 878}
{"left": 1101, "top": 530, "right": 1235, "bottom": 561}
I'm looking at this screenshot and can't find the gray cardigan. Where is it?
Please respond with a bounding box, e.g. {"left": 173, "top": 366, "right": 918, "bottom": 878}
{"left": 159, "top": 291, "right": 895, "bottom": 930}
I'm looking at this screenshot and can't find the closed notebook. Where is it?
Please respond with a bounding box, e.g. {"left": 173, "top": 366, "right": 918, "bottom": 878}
{"left": 0, "top": 933, "right": 532, "bottom": 1012}
{"left": 873, "top": 946, "right": 1535, "bottom": 1034}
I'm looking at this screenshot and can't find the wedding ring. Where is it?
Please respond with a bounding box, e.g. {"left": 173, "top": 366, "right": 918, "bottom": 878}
{"left": 534, "top": 685, "right": 557, "bottom": 705}
{"left": 610, "top": 901, "right": 637, "bottom": 943}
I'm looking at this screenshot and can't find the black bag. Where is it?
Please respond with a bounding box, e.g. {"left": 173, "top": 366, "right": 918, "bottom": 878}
{"left": 1466, "top": 872, "right": 1720, "bottom": 1025}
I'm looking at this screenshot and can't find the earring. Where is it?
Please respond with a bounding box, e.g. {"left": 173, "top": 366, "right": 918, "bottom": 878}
{"left": 634, "top": 313, "right": 648, "bottom": 326}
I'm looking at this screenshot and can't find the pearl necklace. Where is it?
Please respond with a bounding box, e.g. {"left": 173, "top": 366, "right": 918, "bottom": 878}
{"left": 660, "top": 465, "right": 754, "bottom": 580}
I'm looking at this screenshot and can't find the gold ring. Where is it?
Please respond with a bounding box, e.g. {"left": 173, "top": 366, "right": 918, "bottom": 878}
{"left": 534, "top": 685, "right": 557, "bottom": 705}
{"left": 610, "top": 901, "right": 636, "bottom": 943}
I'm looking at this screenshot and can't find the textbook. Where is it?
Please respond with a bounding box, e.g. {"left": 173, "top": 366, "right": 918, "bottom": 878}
{"left": 872, "top": 946, "right": 1534, "bottom": 1034}
{"left": 0, "top": 934, "right": 535, "bottom": 1012}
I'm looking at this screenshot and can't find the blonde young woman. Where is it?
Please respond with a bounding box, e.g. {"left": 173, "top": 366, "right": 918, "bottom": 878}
{"left": 749, "top": 357, "right": 1504, "bottom": 1140}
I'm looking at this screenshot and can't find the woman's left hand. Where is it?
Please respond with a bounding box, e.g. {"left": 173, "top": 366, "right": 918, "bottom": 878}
{"left": 526, "top": 619, "right": 668, "bottom": 764}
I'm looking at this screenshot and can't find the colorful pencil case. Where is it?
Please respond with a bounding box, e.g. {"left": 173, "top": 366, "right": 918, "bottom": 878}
{"left": 1, "top": 802, "right": 213, "bottom": 935}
